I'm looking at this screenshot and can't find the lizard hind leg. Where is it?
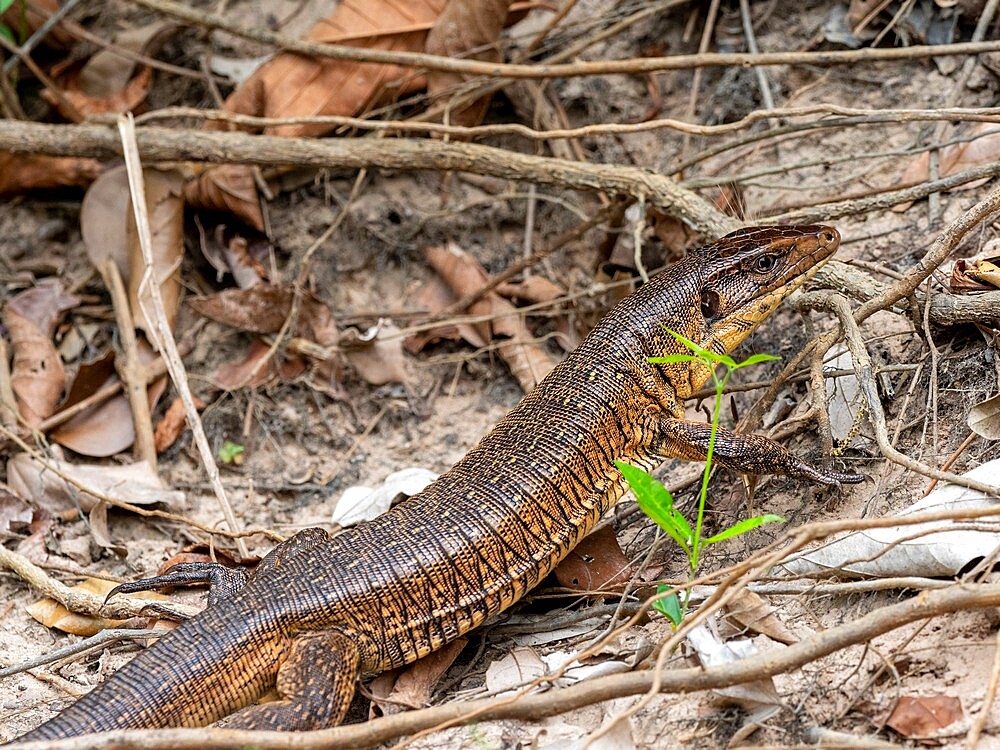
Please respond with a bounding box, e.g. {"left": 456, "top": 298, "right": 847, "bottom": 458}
{"left": 226, "top": 629, "right": 361, "bottom": 731}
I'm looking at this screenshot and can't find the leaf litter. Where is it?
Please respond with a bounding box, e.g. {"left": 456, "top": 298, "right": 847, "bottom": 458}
{"left": 0, "top": 3, "right": 991, "bottom": 747}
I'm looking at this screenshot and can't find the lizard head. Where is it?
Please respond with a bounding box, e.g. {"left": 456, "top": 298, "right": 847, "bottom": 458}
{"left": 684, "top": 224, "right": 840, "bottom": 392}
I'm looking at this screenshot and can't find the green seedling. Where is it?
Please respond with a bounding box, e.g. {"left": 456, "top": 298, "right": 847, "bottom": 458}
{"left": 617, "top": 329, "right": 784, "bottom": 625}
{"left": 218, "top": 440, "right": 245, "bottom": 466}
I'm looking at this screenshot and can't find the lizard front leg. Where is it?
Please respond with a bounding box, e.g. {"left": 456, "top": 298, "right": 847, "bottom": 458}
{"left": 653, "top": 417, "right": 863, "bottom": 486}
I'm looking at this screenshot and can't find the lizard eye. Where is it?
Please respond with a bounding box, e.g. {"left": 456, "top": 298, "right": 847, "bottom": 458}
{"left": 701, "top": 289, "right": 722, "bottom": 320}
{"left": 754, "top": 254, "right": 779, "bottom": 273}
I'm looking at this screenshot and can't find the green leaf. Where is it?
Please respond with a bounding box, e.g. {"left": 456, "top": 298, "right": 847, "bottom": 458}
{"left": 616, "top": 461, "right": 691, "bottom": 548}
{"left": 704, "top": 513, "right": 785, "bottom": 545}
{"left": 0, "top": 0, "right": 14, "bottom": 15}
{"left": 735, "top": 352, "right": 781, "bottom": 368}
{"left": 0, "top": 23, "right": 13, "bottom": 44}
{"left": 218, "top": 440, "right": 245, "bottom": 465}
{"left": 652, "top": 585, "right": 683, "bottom": 626}
{"left": 661, "top": 327, "right": 715, "bottom": 360}
{"left": 648, "top": 354, "right": 699, "bottom": 364}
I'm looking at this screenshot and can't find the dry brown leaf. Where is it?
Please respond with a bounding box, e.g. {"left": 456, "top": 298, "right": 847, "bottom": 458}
{"left": 723, "top": 589, "right": 798, "bottom": 645}
{"left": 894, "top": 122, "right": 1000, "bottom": 211}
{"left": 0, "top": 152, "right": 102, "bottom": 195}
{"left": 189, "top": 285, "right": 301, "bottom": 334}
{"left": 4, "top": 279, "right": 79, "bottom": 426}
{"left": 7, "top": 453, "right": 184, "bottom": 514}
{"left": 340, "top": 322, "right": 408, "bottom": 386}
{"left": 81, "top": 165, "right": 185, "bottom": 339}
{"left": 81, "top": 166, "right": 131, "bottom": 279}
{"left": 27, "top": 577, "right": 168, "bottom": 636}
{"left": 45, "top": 65, "right": 153, "bottom": 120}
{"left": 52, "top": 344, "right": 167, "bottom": 458}
{"left": 424, "top": 0, "right": 513, "bottom": 127}
{"left": 886, "top": 695, "right": 964, "bottom": 737}
{"left": 44, "top": 21, "right": 177, "bottom": 120}
{"left": 189, "top": 0, "right": 450, "bottom": 222}
{"left": 183, "top": 164, "right": 265, "bottom": 233}
{"left": 0, "top": 485, "right": 36, "bottom": 538}
{"left": 968, "top": 393, "right": 1000, "bottom": 439}
{"left": 553, "top": 525, "right": 632, "bottom": 592}
{"left": 154, "top": 395, "right": 206, "bottom": 453}
{"left": 495, "top": 275, "right": 564, "bottom": 304}
{"left": 211, "top": 339, "right": 307, "bottom": 391}
{"left": 222, "top": 236, "right": 266, "bottom": 289}
{"left": 219, "top": 0, "right": 448, "bottom": 138}
{"left": 414, "top": 243, "right": 556, "bottom": 392}
{"left": 370, "top": 637, "right": 466, "bottom": 717}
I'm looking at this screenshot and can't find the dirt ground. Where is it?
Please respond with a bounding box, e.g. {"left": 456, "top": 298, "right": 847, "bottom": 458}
{"left": 3, "top": 0, "right": 1000, "bottom": 747}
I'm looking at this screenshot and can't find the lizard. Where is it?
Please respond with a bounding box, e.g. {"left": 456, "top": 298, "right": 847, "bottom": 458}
{"left": 12, "top": 224, "right": 862, "bottom": 741}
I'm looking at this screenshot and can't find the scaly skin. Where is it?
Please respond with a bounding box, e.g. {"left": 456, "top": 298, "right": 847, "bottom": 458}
{"left": 13, "top": 225, "right": 862, "bottom": 741}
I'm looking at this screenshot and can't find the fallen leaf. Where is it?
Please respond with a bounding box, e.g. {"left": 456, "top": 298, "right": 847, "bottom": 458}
{"left": 424, "top": 0, "right": 513, "bottom": 126}
{"left": 485, "top": 646, "right": 546, "bottom": 695}
{"left": 220, "top": 0, "right": 448, "bottom": 138}
{"left": 81, "top": 165, "right": 186, "bottom": 339}
{"left": 779, "top": 458, "right": 1000, "bottom": 578}
{"left": 963, "top": 258, "right": 1000, "bottom": 289}
{"left": 81, "top": 166, "right": 131, "bottom": 280}
{"left": 27, "top": 577, "right": 168, "bottom": 636}
{"left": 495, "top": 276, "right": 565, "bottom": 305}
{"left": 723, "top": 589, "right": 798, "bottom": 645}
{"left": 686, "top": 618, "right": 783, "bottom": 713}
{"left": 824, "top": 344, "right": 864, "bottom": 444}
{"left": 0, "top": 152, "right": 102, "bottom": 195}
{"left": 0, "top": 485, "right": 36, "bottom": 538}
{"left": 43, "top": 22, "right": 176, "bottom": 119}
{"left": 412, "top": 243, "right": 557, "bottom": 392}
{"left": 183, "top": 164, "right": 265, "bottom": 233}
{"left": 370, "top": 638, "right": 466, "bottom": 716}
{"left": 4, "top": 279, "right": 79, "bottom": 426}
{"left": 210, "top": 338, "right": 307, "bottom": 391}
{"left": 190, "top": 0, "right": 449, "bottom": 223}
{"left": 553, "top": 525, "right": 632, "bottom": 592}
{"left": 154, "top": 395, "right": 206, "bottom": 453}
{"left": 222, "top": 236, "right": 266, "bottom": 289}
{"left": 333, "top": 468, "right": 438, "bottom": 527}
{"left": 969, "top": 393, "right": 1000, "bottom": 439}
{"left": 886, "top": 695, "right": 964, "bottom": 737}
{"left": 894, "top": 123, "right": 1000, "bottom": 211}
{"left": 51, "top": 344, "right": 168, "bottom": 458}
{"left": 340, "top": 322, "right": 408, "bottom": 386}
{"left": 7, "top": 453, "right": 184, "bottom": 514}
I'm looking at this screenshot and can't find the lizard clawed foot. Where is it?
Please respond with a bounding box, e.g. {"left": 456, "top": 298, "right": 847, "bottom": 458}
{"left": 791, "top": 460, "right": 865, "bottom": 487}
{"left": 106, "top": 562, "right": 250, "bottom": 609}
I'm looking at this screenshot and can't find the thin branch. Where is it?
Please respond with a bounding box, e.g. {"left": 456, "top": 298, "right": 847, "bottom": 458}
{"left": 125, "top": 0, "right": 1000, "bottom": 80}
{"left": 0, "top": 121, "right": 737, "bottom": 236}
{"left": 14, "top": 583, "right": 1000, "bottom": 750}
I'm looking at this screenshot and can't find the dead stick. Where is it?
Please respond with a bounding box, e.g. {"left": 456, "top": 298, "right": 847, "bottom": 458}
{"left": 0, "top": 121, "right": 736, "bottom": 237}
{"left": 0, "top": 336, "right": 16, "bottom": 429}
{"left": 126, "top": 0, "right": 1000, "bottom": 79}
{"left": 14, "top": 583, "right": 1000, "bottom": 750}
{"left": 117, "top": 116, "right": 248, "bottom": 559}
{"left": 102, "top": 259, "right": 157, "bottom": 469}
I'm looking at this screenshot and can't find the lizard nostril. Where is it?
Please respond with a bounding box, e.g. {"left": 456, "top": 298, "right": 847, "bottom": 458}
{"left": 821, "top": 231, "right": 836, "bottom": 244}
